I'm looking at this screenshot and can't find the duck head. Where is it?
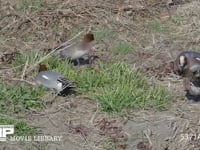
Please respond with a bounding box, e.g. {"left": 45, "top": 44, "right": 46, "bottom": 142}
{"left": 39, "top": 64, "right": 48, "bottom": 72}
{"left": 83, "top": 33, "right": 94, "bottom": 43}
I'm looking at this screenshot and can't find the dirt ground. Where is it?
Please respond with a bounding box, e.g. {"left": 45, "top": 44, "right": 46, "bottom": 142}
{"left": 1, "top": 0, "right": 200, "bottom": 150}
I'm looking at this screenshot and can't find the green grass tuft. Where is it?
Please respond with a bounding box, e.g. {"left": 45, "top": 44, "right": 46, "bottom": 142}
{"left": 147, "top": 21, "right": 167, "bottom": 33}
{"left": 0, "top": 82, "right": 45, "bottom": 114}
{"left": 78, "top": 63, "right": 170, "bottom": 112}
{"left": 17, "top": 0, "right": 44, "bottom": 13}
{"left": 112, "top": 42, "right": 134, "bottom": 54}
{"left": 171, "top": 15, "right": 183, "bottom": 26}
{"left": 94, "top": 28, "right": 117, "bottom": 42}
{"left": 14, "top": 50, "right": 45, "bottom": 66}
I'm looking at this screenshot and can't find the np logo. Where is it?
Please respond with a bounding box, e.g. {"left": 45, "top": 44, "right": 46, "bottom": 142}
{"left": 0, "top": 125, "right": 14, "bottom": 141}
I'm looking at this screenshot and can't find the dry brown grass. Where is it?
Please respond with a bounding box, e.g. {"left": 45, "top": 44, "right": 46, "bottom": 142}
{"left": 0, "top": 0, "right": 174, "bottom": 53}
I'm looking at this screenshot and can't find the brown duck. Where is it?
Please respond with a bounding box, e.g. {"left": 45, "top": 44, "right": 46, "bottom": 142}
{"left": 58, "top": 33, "right": 94, "bottom": 65}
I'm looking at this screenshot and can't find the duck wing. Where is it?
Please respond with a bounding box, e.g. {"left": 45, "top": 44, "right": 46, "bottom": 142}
{"left": 57, "top": 76, "right": 76, "bottom": 89}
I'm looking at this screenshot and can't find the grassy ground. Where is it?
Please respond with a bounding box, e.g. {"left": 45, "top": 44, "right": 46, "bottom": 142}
{"left": 1, "top": 48, "right": 170, "bottom": 119}
{"left": 1, "top": 0, "right": 200, "bottom": 149}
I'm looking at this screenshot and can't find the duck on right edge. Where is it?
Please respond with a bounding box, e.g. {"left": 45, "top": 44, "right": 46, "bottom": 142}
{"left": 174, "top": 51, "right": 200, "bottom": 101}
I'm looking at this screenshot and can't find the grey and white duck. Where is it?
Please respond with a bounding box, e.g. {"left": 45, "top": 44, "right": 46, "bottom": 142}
{"left": 35, "top": 64, "right": 75, "bottom": 94}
